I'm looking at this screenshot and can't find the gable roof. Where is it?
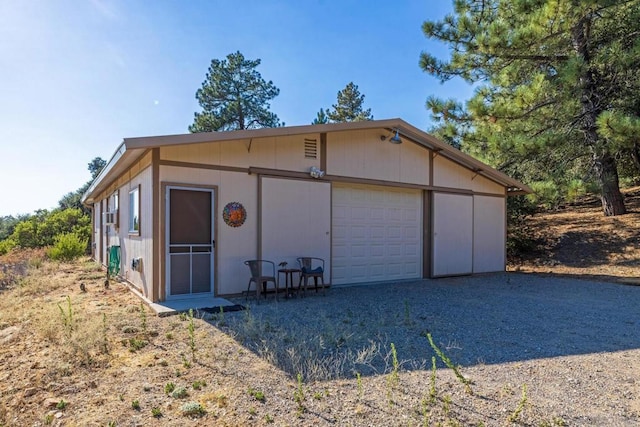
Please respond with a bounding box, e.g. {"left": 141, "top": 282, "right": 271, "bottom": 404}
{"left": 82, "top": 118, "right": 531, "bottom": 205}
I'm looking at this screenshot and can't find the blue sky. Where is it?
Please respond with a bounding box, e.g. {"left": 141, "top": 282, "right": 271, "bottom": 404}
{"left": 0, "top": 0, "right": 473, "bottom": 216}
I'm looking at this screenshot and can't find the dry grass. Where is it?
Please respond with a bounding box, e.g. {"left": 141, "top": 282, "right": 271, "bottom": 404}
{"left": 1, "top": 190, "right": 639, "bottom": 425}
{"left": 0, "top": 255, "right": 547, "bottom": 426}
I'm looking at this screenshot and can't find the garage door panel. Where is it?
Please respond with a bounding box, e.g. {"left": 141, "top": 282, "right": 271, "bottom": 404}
{"left": 332, "top": 183, "right": 422, "bottom": 285}
{"left": 333, "top": 206, "right": 347, "bottom": 219}
{"left": 405, "top": 242, "right": 419, "bottom": 256}
{"left": 387, "top": 243, "right": 403, "bottom": 256}
{"left": 388, "top": 208, "right": 402, "bottom": 221}
{"left": 351, "top": 244, "right": 367, "bottom": 258}
{"left": 404, "top": 262, "right": 419, "bottom": 275}
{"left": 352, "top": 265, "right": 367, "bottom": 280}
{"left": 352, "top": 226, "right": 366, "bottom": 239}
{"left": 370, "top": 244, "right": 385, "bottom": 257}
{"left": 333, "top": 225, "right": 347, "bottom": 239}
{"left": 370, "top": 226, "right": 385, "bottom": 239}
{"left": 404, "top": 226, "right": 419, "bottom": 238}
{"left": 333, "top": 243, "right": 347, "bottom": 258}
{"left": 351, "top": 207, "right": 368, "bottom": 220}
{"left": 387, "top": 226, "right": 402, "bottom": 239}
{"left": 404, "top": 208, "right": 420, "bottom": 221}
{"left": 371, "top": 208, "right": 385, "bottom": 220}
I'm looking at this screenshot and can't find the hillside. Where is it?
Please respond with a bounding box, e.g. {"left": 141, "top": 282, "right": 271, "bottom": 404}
{"left": 509, "top": 186, "right": 640, "bottom": 283}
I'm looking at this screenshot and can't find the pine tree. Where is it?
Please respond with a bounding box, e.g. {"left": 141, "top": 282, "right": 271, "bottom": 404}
{"left": 421, "top": 0, "right": 640, "bottom": 216}
{"left": 312, "top": 108, "right": 329, "bottom": 124}
{"left": 189, "top": 51, "right": 281, "bottom": 132}
{"left": 326, "top": 82, "right": 373, "bottom": 122}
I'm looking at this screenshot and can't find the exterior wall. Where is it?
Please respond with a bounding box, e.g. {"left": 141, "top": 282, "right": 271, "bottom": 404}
{"left": 160, "top": 134, "right": 321, "bottom": 172}
{"left": 160, "top": 165, "right": 258, "bottom": 296}
{"left": 113, "top": 166, "right": 154, "bottom": 297}
{"left": 326, "top": 129, "right": 430, "bottom": 185}
{"left": 473, "top": 195, "right": 506, "bottom": 273}
{"left": 101, "top": 199, "right": 108, "bottom": 266}
{"left": 93, "top": 202, "right": 102, "bottom": 264}
{"left": 433, "top": 156, "right": 505, "bottom": 195}
{"left": 261, "top": 177, "right": 331, "bottom": 284}
{"left": 472, "top": 174, "right": 505, "bottom": 195}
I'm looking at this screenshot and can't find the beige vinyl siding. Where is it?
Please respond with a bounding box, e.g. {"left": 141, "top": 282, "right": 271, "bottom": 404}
{"left": 261, "top": 177, "right": 331, "bottom": 285}
{"left": 433, "top": 156, "right": 505, "bottom": 195}
{"left": 472, "top": 174, "right": 506, "bottom": 195}
{"left": 159, "top": 134, "right": 321, "bottom": 173}
{"left": 113, "top": 166, "right": 153, "bottom": 297}
{"left": 101, "top": 199, "right": 108, "bottom": 266}
{"left": 473, "top": 196, "right": 506, "bottom": 273}
{"left": 160, "top": 165, "right": 258, "bottom": 296}
{"left": 93, "top": 202, "right": 102, "bottom": 263}
{"left": 433, "top": 156, "right": 474, "bottom": 190}
{"left": 326, "top": 129, "right": 430, "bottom": 185}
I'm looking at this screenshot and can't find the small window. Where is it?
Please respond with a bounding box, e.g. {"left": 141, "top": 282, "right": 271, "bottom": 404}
{"left": 111, "top": 191, "right": 119, "bottom": 228}
{"left": 129, "top": 186, "right": 140, "bottom": 234}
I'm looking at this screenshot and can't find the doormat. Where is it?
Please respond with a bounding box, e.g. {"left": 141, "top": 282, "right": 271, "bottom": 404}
{"left": 197, "top": 304, "right": 246, "bottom": 313}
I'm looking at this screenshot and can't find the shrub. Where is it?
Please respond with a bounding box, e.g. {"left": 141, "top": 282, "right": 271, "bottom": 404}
{"left": 0, "top": 239, "right": 15, "bottom": 256}
{"left": 181, "top": 401, "right": 205, "bottom": 417}
{"left": 5, "top": 208, "right": 91, "bottom": 252}
{"left": 565, "top": 179, "right": 587, "bottom": 203}
{"left": 47, "top": 233, "right": 87, "bottom": 261}
{"left": 506, "top": 195, "right": 538, "bottom": 259}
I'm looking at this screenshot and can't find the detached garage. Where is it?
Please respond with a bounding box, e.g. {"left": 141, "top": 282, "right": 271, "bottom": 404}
{"left": 82, "top": 118, "right": 530, "bottom": 303}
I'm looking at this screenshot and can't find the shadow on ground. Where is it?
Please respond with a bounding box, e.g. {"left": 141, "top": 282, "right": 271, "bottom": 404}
{"left": 209, "top": 273, "right": 640, "bottom": 381}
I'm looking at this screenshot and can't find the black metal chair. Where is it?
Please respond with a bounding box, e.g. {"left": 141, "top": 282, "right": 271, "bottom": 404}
{"left": 244, "top": 260, "right": 278, "bottom": 303}
{"left": 296, "top": 257, "right": 327, "bottom": 296}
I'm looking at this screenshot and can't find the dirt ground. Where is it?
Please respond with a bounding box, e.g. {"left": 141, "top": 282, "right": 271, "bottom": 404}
{"left": 509, "top": 186, "right": 640, "bottom": 283}
{"left": 0, "top": 189, "right": 638, "bottom": 426}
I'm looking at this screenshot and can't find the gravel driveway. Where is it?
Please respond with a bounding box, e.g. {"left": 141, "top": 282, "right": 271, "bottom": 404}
{"left": 229, "top": 272, "right": 640, "bottom": 371}
{"left": 219, "top": 273, "right": 640, "bottom": 425}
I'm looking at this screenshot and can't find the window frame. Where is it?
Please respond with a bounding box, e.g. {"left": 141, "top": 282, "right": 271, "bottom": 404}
{"left": 111, "top": 190, "right": 119, "bottom": 229}
{"left": 128, "top": 185, "right": 141, "bottom": 235}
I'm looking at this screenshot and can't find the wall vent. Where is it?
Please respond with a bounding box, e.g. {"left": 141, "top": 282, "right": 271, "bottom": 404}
{"left": 304, "top": 139, "right": 318, "bottom": 159}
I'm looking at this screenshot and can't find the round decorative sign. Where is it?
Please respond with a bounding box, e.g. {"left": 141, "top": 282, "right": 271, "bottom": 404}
{"left": 223, "top": 202, "right": 246, "bottom": 227}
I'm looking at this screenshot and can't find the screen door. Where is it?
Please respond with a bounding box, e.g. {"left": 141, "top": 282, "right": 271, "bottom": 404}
{"left": 166, "top": 187, "right": 214, "bottom": 297}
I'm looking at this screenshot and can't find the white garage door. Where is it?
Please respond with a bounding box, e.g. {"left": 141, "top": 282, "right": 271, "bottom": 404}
{"left": 332, "top": 183, "right": 422, "bottom": 285}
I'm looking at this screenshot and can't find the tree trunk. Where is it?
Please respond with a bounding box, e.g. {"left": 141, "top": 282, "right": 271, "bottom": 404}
{"left": 631, "top": 142, "right": 640, "bottom": 174}
{"left": 593, "top": 149, "right": 626, "bottom": 216}
{"left": 572, "top": 16, "right": 626, "bottom": 216}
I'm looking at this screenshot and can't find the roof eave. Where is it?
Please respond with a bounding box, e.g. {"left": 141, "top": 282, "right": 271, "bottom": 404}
{"left": 81, "top": 142, "right": 147, "bottom": 206}
{"left": 81, "top": 118, "right": 531, "bottom": 206}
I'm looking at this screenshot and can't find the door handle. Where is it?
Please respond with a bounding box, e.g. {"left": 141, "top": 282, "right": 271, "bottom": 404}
{"left": 212, "top": 240, "right": 215, "bottom": 249}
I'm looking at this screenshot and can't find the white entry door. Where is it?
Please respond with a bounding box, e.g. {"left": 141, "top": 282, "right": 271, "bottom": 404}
{"left": 432, "top": 192, "right": 473, "bottom": 276}
{"left": 332, "top": 183, "right": 422, "bottom": 285}
{"left": 260, "top": 177, "right": 331, "bottom": 283}
{"left": 166, "top": 187, "right": 215, "bottom": 298}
